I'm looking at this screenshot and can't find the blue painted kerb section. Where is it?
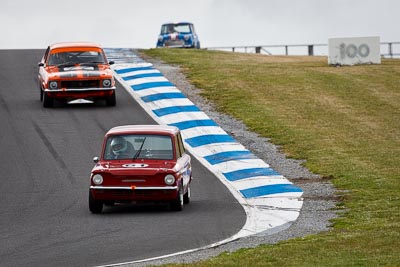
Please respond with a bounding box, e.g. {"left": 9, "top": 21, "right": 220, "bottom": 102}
{"left": 131, "top": 81, "right": 175, "bottom": 91}
{"left": 168, "top": 119, "right": 218, "bottom": 130}
{"left": 186, "top": 134, "right": 236, "bottom": 147}
{"left": 142, "top": 92, "right": 186, "bottom": 103}
{"left": 241, "top": 184, "right": 303, "bottom": 198}
{"left": 115, "top": 66, "right": 154, "bottom": 74}
{"left": 224, "top": 168, "right": 281, "bottom": 181}
{"left": 123, "top": 72, "right": 163, "bottom": 81}
{"left": 204, "top": 150, "right": 258, "bottom": 165}
{"left": 153, "top": 105, "right": 200, "bottom": 117}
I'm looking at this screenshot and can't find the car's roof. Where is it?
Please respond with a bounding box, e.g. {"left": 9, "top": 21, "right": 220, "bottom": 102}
{"left": 49, "top": 42, "right": 102, "bottom": 50}
{"left": 162, "top": 22, "right": 193, "bottom": 25}
{"left": 107, "top": 125, "right": 179, "bottom": 136}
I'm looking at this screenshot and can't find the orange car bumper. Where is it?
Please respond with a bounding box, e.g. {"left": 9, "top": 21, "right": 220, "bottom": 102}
{"left": 44, "top": 88, "right": 115, "bottom": 99}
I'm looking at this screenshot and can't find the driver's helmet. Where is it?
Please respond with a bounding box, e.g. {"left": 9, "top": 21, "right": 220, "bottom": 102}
{"left": 57, "top": 52, "right": 69, "bottom": 63}
{"left": 167, "top": 24, "right": 175, "bottom": 33}
{"left": 110, "top": 136, "right": 127, "bottom": 155}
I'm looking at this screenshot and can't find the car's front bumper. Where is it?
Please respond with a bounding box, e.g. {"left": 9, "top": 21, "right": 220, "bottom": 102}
{"left": 90, "top": 185, "right": 179, "bottom": 202}
{"left": 90, "top": 186, "right": 178, "bottom": 190}
{"left": 44, "top": 87, "right": 115, "bottom": 99}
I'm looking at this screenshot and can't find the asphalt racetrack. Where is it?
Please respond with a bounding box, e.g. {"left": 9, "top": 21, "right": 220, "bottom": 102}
{"left": 0, "top": 49, "right": 246, "bottom": 267}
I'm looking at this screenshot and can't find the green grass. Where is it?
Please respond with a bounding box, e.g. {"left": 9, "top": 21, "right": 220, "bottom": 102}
{"left": 141, "top": 49, "right": 400, "bottom": 266}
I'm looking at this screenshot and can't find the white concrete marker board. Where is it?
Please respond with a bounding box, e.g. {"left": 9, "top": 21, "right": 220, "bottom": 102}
{"left": 328, "top": 36, "right": 381, "bottom": 65}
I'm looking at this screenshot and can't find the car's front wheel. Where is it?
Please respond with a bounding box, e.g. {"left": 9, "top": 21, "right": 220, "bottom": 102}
{"left": 170, "top": 185, "right": 183, "bottom": 211}
{"left": 89, "top": 191, "right": 103, "bottom": 214}
{"left": 183, "top": 184, "right": 190, "bottom": 204}
{"left": 105, "top": 92, "right": 116, "bottom": 106}
{"left": 43, "top": 93, "right": 54, "bottom": 108}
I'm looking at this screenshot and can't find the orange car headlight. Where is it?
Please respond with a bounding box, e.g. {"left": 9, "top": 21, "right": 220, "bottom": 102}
{"left": 49, "top": 81, "right": 58, "bottom": 89}
{"left": 102, "top": 79, "right": 112, "bottom": 87}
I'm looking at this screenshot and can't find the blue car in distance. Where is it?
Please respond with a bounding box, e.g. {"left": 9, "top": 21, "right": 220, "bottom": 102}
{"left": 156, "top": 22, "right": 200, "bottom": 49}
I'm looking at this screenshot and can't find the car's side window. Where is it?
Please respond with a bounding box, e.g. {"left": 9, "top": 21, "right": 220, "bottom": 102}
{"left": 177, "top": 133, "right": 186, "bottom": 156}
{"left": 43, "top": 46, "right": 50, "bottom": 64}
{"left": 174, "top": 135, "right": 182, "bottom": 159}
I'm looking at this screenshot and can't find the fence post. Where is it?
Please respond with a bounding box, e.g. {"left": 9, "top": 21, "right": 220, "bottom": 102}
{"left": 388, "top": 43, "right": 393, "bottom": 58}
{"left": 285, "top": 46, "right": 288, "bottom": 56}
{"left": 255, "top": 46, "right": 261, "bottom": 54}
{"left": 308, "top": 45, "right": 314, "bottom": 56}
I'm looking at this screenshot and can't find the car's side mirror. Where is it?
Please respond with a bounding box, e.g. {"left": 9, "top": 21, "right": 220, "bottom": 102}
{"left": 38, "top": 62, "right": 45, "bottom": 67}
{"left": 93, "top": 157, "right": 100, "bottom": 163}
{"left": 108, "top": 61, "right": 115, "bottom": 65}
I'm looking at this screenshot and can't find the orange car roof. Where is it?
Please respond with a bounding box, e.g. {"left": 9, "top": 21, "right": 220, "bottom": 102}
{"left": 50, "top": 42, "right": 102, "bottom": 50}
{"left": 49, "top": 42, "right": 104, "bottom": 54}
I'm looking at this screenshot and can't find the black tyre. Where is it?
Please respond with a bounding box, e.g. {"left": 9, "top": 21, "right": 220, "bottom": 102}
{"left": 170, "top": 185, "right": 183, "bottom": 211}
{"left": 43, "top": 93, "right": 54, "bottom": 108}
{"left": 183, "top": 184, "right": 190, "bottom": 204}
{"left": 105, "top": 92, "right": 116, "bottom": 106}
{"left": 89, "top": 191, "right": 103, "bottom": 214}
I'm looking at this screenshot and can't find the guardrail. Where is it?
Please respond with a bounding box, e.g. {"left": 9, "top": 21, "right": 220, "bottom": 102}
{"left": 205, "top": 42, "right": 400, "bottom": 58}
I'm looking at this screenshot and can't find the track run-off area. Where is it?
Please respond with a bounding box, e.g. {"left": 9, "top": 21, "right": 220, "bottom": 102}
{"left": 0, "top": 48, "right": 302, "bottom": 267}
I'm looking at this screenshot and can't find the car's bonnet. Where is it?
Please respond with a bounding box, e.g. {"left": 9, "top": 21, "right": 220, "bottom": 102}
{"left": 93, "top": 161, "right": 177, "bottom": 175}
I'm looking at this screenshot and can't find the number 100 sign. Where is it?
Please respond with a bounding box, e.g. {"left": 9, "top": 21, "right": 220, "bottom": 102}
{"left": 328, "top": 36, "right": 381, "bottom": 66}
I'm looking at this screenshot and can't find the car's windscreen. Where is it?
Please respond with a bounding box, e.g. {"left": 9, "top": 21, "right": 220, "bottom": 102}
{"left": 161, "top": 24, "right": 191, "bottom": 34}
{"left": 47, "top": 51, "right": 106, "bottom": 66}
{"left": 104, "top": 134, "right": 174, "bottom": 160}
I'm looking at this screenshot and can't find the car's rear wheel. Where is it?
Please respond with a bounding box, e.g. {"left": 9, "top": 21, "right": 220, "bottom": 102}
{"left": 89, "top": 191, "right": 103, "bottom": 214}
{"left": 170, "top": 185, "right": 183, "bottom": 211}
{"left": 43, "top": 93, "right": 54, "bottom": 108}
{"left": 183, "top": 184, "right": 190, "bottom": 204}
{"left": 105, "top": 92, "right": 116, "bottom": 106}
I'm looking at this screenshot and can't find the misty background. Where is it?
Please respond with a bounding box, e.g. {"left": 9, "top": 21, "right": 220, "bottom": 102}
{"left": 1, "top": 0, "right": 399, "bottom": 50}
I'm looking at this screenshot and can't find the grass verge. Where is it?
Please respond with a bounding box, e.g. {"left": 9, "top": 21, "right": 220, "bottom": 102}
{"left": 141, "top": 49, "right": 400, "bottom": 266}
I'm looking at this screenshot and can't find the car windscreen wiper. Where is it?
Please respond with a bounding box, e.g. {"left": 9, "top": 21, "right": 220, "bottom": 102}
{"left": 80, "top": 61, "right": 105, "bottom": 65}
{"left": 133, "top": 137, "right": 146, "bottom": 160}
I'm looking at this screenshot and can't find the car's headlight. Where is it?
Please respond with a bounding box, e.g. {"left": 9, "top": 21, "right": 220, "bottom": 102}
{"left": 102, "top": 79, "right": 111, "bottom": 87}
{"left": 49, "top": 81, "right": 58, "bottom": 89}
{"left": 164, "top": 174, "right": 175, "bottom": 185}
{"left": 184, "top": 35, "right": 191, "bottom": 41}
{"left": 158, "top": 36, "right": 163, "bottom": 42}
{"left": 92, "top": 174, "right": 103, "bottom": 185}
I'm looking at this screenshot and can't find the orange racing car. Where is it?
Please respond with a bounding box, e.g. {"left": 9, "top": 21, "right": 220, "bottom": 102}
{"left": 38, "top": 42, "right": 116, "bottom": 107}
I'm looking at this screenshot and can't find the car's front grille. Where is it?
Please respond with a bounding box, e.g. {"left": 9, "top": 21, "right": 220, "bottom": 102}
{"left": 105, "top": 189, "right": 161, "bottom": 197}
{"left": 61, "top": 80, "right": 100, "bottom": 89}
{"left": 107, "top": 190, "right": 133, "bottom": 197}
{"left": 165, "top": 40, "right": 184, "bottom": 46}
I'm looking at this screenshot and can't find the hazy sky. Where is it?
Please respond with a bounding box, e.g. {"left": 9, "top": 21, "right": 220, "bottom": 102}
{"left": 1, "top": 0, "right": 399, "bottom": 49}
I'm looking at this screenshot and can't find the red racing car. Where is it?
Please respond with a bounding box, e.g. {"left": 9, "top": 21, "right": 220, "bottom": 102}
{"left": 89, "top": 125, "right": 192, "bottom": 213}
{"left": 38, "top": 42, "right": 116, "bottom": 107}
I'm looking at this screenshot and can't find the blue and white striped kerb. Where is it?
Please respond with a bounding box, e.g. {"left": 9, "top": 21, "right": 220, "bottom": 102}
{"left": 107, "top": 49, "right": 303, "bottom": 239}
